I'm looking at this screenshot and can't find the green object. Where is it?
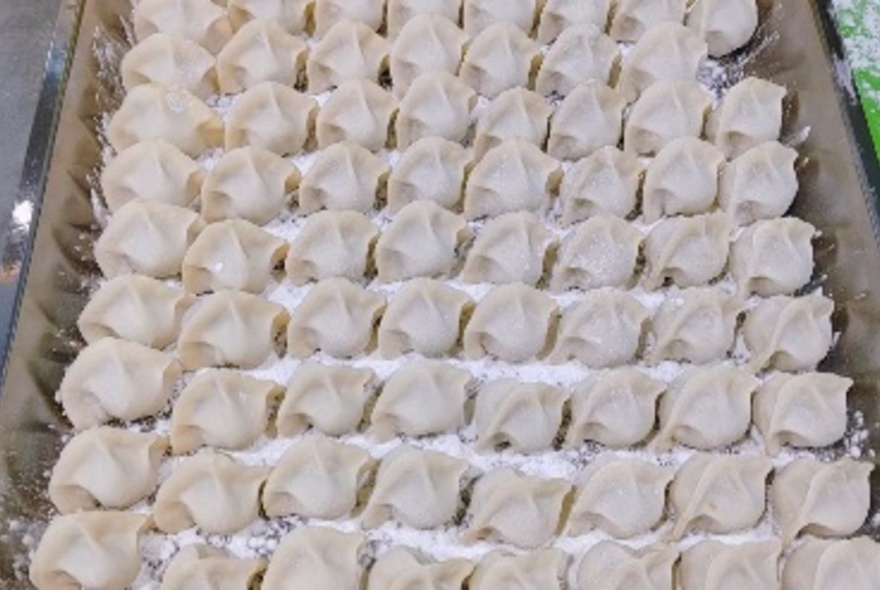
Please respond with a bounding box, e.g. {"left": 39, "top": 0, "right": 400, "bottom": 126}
{"left": 835, "top": 0, "right": 880, "bottom": 158}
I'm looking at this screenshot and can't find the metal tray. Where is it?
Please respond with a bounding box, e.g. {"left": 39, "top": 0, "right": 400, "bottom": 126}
{"left": 1, "top": 0, "right": 880, "bottom": 585}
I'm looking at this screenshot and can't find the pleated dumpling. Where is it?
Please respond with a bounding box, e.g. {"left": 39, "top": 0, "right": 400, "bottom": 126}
{"left": 299, "top": 142, "right": 388, "bottom": 214}
{"left": 719, "top": 141, "right": 799, "bottom": 225}
{"left": 551, "top": 215, "right": 643, "bottom": 291}
{"left": 731, "top": 218, "right": 815, "bottom": 296}
{"left": 548, "top": 82, "right": 626, "bottom": 160}
{"left": 754, "top": 372, "right": 851, "bottom": 456}
{"left": 262, "top": 435, "right": 374, "bottom": 519}
{"left": 462, "top": 212, "right": 555, "bottom": 285}
{"left": 576, "top": 543, "right": 678, "bottom": 590}
{"left": 133, "top": 0, "right": 232, "bottom": 53}
{"left": 387, "top": 0, "right": 462, "bottom": 38}
{"left": 464, "top": 284, "right": 557, "bottom": 362}
{"left": 277, "top": 362, "right": 375, "bottom": 436}
{"left": 362, "top": 445, "right": 469, "bottom": 529}
{"left": 312, "top": 0, "right": 385, "bottom": 38}
{"left": 650, "top": 288, "right": 740, "bottom": 364}
{"left": 58, "top": 338, "right": 180, "bottom": 429}
{"left": 743, "top": 294, "right": 834, "bottom": 372}
{"left": 470, "top": 549, "right": 568, "bottom": 590}
{"left": 316, "top": 79, "right": 397, "bottom": 150}
{"left": 262, "top": 527, "right": 365, "bottom": 590}
{"left": 396, "top": 72, "right": 477, "bottom": 148}
{"left": 474, "top": 88, "right": 553, "bottom": 159}
{"left": 463, "top": 0, "right": 539, "bottom": 35}
{"left": 459, "top": 22, "right": 541, "bottom": 98}
{"left": 387, "top": 137, "right": 470, "bottom": 212}
{"left": 227, "top": 0, "right": 312, "bottom": 33}
{"left": 169, "top": 370, "right": 282, "bottom": 453}
{"left": 369, "top": 548, "right": 474, "bottom": 590}
{"left": 559, "top": 146, "right": 643, "bottom": 224}
{"left": 538, "top": 26, "right": 619, "bottom": 99}
{"left": 182, "top": 219, "right": 287, "bottom": 294}
{"left": 551, "top": 289, "right": 649, "bottom": 368}
{"left": 307, "top": 21, "right": 389, "bottom": 93}
{"left": 566, "top": 368, "right": 665, "bottom": 448}
{"left": 225, "top": 81, "right": 318, "bottom": 155}
{"left": 371, "top": 360, "right": 472, "bottom": 441}
{"left": 390, "top": 14, "right": 469, "bottom": 97}
{"left": 29, "top": 512, "right": 149, "bottom": 590}
{"left": 688, "top": 0, "right": 758, "bottom": 57}
{"left": 474, "top": 380, "right": 567, "bottom": 453}
{"left": 121, "top": 33, "right": 216, "bottom": 99}
{"left": 106, "top": 84, "right": 222, "bottom": 156}
{"left": 655, "top": 366, "right": 757, "bottom": 451}
{"left": 378, "top": 279, "right": 472, "bottom": 357}
{"left": 708, "top": 77, "right": 787, "bottom": 158}
{"left": 162, "top": 545, "right": 266, "bottom": 590}
{"left": 678, "top": 540, "right": 781, "bottom": 590}
{"left": 771, "top": 458, "right": 873, "bottom": 543}
{"left": 464, "top": 468, "right": 571, "bottom": 548}
{"left": 287, "top": 278, "right": 385, "bottom": 357}
{"left": 464, "top": 139, "right": 562, "bottom": 219}
{"left": 537, "top": 0, "right": 611, "bottom": 43}
{"left": 669, "top": 453, "right": 772, "bottom": 538}
{"left": 78, "top": 275, "right": 193, "bottom": 348}
{"left": 153, "top": 451, "right": 269, "bottom": 534}
{"left": 49, "top": 427, "right": 166, "bottom": 513}
{"left": 783, "top": 537, "right": 880, "bottom": 590}
{"left": 642, "top": 138, "right": 725, "bottom": 222}
{"left": 609, "top": 0, "right": 686, "bottom": 42}
{"left": 375, "top": 201, "right": 468, "bottom": 282}
{"left": 624, "top": 81, "right": 711, "bottom": 156}
{"left": 643, "top": 212, "right": 731, "bottom": 289}
{"left": 216, "top": 20, "right": 307, "bottom": 93}
{"left": 177, "top": 291, "right": 288, "bottom": 369}
{"left": 287, "top": 211, "right": 379, "bottom": 284}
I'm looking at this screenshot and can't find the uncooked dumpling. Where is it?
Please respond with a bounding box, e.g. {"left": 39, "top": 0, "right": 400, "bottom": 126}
{"left": 387, "top": 0, "right": 462, "bottom": 38}
{"left": 312, "top": 0, "right": 385, "bottom": 38}
{"left": 225, "top": 81, "right": 318, "bottom": 155}
{"left": 643, "top": 212, "right": 731, "bottom": 289}
{"left": 559, "top": 146, "right": 643, "bottom": 224}
{"left": 121, "top": 33, "right": 217, "bottom": 99}
{"left": 316, "top": 79, "right": 397, "bottom": 150}
{"left": 133, "top": 0, "right": 232, "bottom": 53}
{"left": 396, "top": 72, "right": 477, "bottom": 148}
{"left": 575, "top": 542, "right": 678, "bottom": 590}
{"left": 368, "top": 548, "right": 474, "bottom": 590}
{"left": 463, "top": 0, "right": 539, "bottom": 36}
{"left": 687, "top": 0, "right": 758, "bottom": 57}
{"left": 548, "top": 82, "right": 626, "bottom": 160}
{"left": 227, "top": 0, "right": 312, "bottom": 34}
{"left": 650, "top": 288, "right": 740, "bottom": 364}
{"left": 390, "top": 14, "right": 469, "bottom": 97}
{"left": 537, "top": 0, "right": 611, "bottom": 43}
{"left": 298, "top": 142, "right": 388, "bottom": 214}
{"left": 624, "top": 81, "right": 711, "bottom": 156}
{"left": 609, "top": 0, "right": 686, "bottom": 42}
{"left": 387, "top": 137, "right": 470, "bottom": 212}
{"left": 678, "top": 540, "right": 781, "bottom": 590}
{"left": 461, "top": 211, "right": 555, "bottom": 285}
{"left": 707, "top": 77, "right": 786, "bottom": 158}
{"left": 782, "top": 537, "right": 880, "bottom": 590}
{"left": 470, "top": 550, "right": 568, "bottom": 590}
{"left": 286, "top": 210, "right": 378, "bottom": 284}
{"left": 718, "top": 141, "right": 799, "bottom": 226}
{"left": 474, "top": 87, "right": 553, "bottom": 159}
{"left": 161, "top": 545, "right": 266, "bottom": 590}
{"left": 459, "top": 22, "right": 541, "bottom": 98}
{"left": 474, "top": 379, "right": 567, "bottom": 453}
{"left": 216, "top": 19, "right": 307, "bottom": 93}
{"left": 551, "top": 215, "right": 643, "bottom": 291}
{"left": 262, "top": 527, "right": 365, "bottom": 590}
{"left": 307, "top": 20, "right": 389, "bottom": 93}
{"left": 730, "top": 217, "right": 815, "bottom": 296}
{"left": 535, "top": 25, "right": 619, "bottom": 97}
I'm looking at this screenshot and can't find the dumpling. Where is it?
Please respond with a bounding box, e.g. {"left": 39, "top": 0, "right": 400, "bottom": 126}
{"left": 616, "top": 23, "right": 707, "bottom": 103}
{"left": 162, "top": 545, "right": 266, "bottom": 590}
{"left": 227, "top": 0, "right": 312, "bottom": 34}
{"left": 78, "top": 275, "right": 193, "bottom": 348}
{"left": 287, "top": 211, "right": 378, "bottom": 284}
{"left": 463, "top": 0, "right": 539, "bottom": 35}
{"left": 299, "top": 142, "right": 388, "bottom": 214}
{"left": 182, "top": 219, "right": 287, "bottom": 294}
{"left": 463, "top": 284, "right": 557, "bottom": 362}
{"left": 375, "top": 201, "right": 468, "bottom": 282}
{"left": 535, "top": 25, "right": 620, "bottom": 97}
{"left": 782, "top": 537, "right": 880, "bottom": 590}
{"left": 566, "top": 368, "right": 665, "bottom": 448}
{"left": 387, "top": 137, "right": 470, "bottom": 212}
{"left": 390, "top": 15, "right": 469, "bottom": 97}
{"left": 608, "top": 0, "right": 686, "bottom": 42}
{"left": 262, "top": 435, "right": 374, "bottom": 519}
{"left": 641, "top": 138, "right": 725, "bottom": 222}
{"left": 643, "top": 212, "right": 731, "bottom": 289}
{"left": 169, "top": 370, "right": 283, "bottom": 453}
{"left": 559, "top": 147, "right": 643, "bottom": 224}
{"left": 461, "top": 211, "right": 555, "bottom": 285}
{"left": 307, "top": 21, "right": 389, "bottom": 93}
{"left": 575, "top": 542, "right": 678, "bottom": 590}
{"left": 464, "top": 139, "right": 562, "bottom": 219}
{"left": 316, "top": 79, "right": 397, "bottom": 150}
{"left": 216, "top": 20, "right": 307, "bottom": 94}
{"left": 262, "top": 527, "right": 365, "bottom": 590}
{"left": 287, "top": 278, "right": 385, "bottom": 357}
{"left": 100, "top": 139, "right": 202, "bottom": 211}
{"left": 387, "top": 0, "right": 462, "bottom": 38}
{"left": 551, "top": 289, "right": 649, "bottom": 368}
{"left": 730, "top": 218, "right": 815, "bottom": 296}
{"left": 624, "top": 81, "right": 711, "bottom": 156}
{"left": 688, "top": 0, "right": 758, "bottom": 57}
{"left": 95, "top": 200, "right": 202, "bottom": 278}
{"left": 371, "top": 360, "right": 472, "bottom": 441}
{"left": 459, "top": 22, "right": 541, "bottom": 99}
{"left": 464, "top": 468, "right": 571, "bottom": 548}
{"left": 369, "top": 548, "right": 473, "bottom": 590}
{"left": 719, "top": 142, "right": 799, "bottom": 226}
{"left": 742, "top": 294, "right": 834, "bottom": 372}
{"left": 49, "top": 427, "right": 166, "bottom": 513}
{"left": 201, "top": 146, "right": 300, "bottom": 224}
{"left": 153, "top": 451, "right": 268, "bottom": 534}
{"left": 707, "top": 77, "right": 786, "bottom": 158}
{"left": 178, "top": 291, "right": 287, "bottom": 369}
{"left": 537, "top": 0, "right": 611, "bottom": 43}
{"left": 474, "top": 88, "right": 552, "bottom": 159}
{"left": 771, "top": 458, "right": 872, "bottom": 543}
{"left": 225, "top": 81, "right": 318, "bottom": 155}
{"left": 470, "top": 549, "right": 568, "bottom": 590}
{"left": 548, "top": 82, "right": 626, "bottom": 160}
{"left": 362, "top": 445, "right": 469, "bottom": 529}
{"left": 669, "top": 453, "right": 772, "bottom": 538}
{"left": 650, "top": 288, "right": 740, "bottom": 364}
{"left": 133, "top": 0, "right": 232, "bottom": 53}
{"left": 551, "top": 215, "right": 643, "bottom": 291}
{"left": 121, "top": 34, "right": 216, "bottom": 99}
{"left": 377, "top": 279, "right": 473, "bottom": 357}
{"left": 106, "top": 83, "right": 222, "bottom": 157}
{"left": 58, "top": 338, "right": 180, "bottom": 429}
{"left": 754, "top": 372, "right": 852, "bottom": 456}
{"left": 313, "top": 0, "right": 385, "bottom": 38}
{"left": 474, "top": 379, "right": 567, "bottom": 453}
{"left": 277, "top": 362, "right": 375, "bottom": 436}
{"left": 678, "top": 540, "right": 781, "bottom": 590}
{"left": 29, "top": 512, "right": 149, "bottom": 590}
{"left": 396, "top": 72, "right": 477, "bottom": 148}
